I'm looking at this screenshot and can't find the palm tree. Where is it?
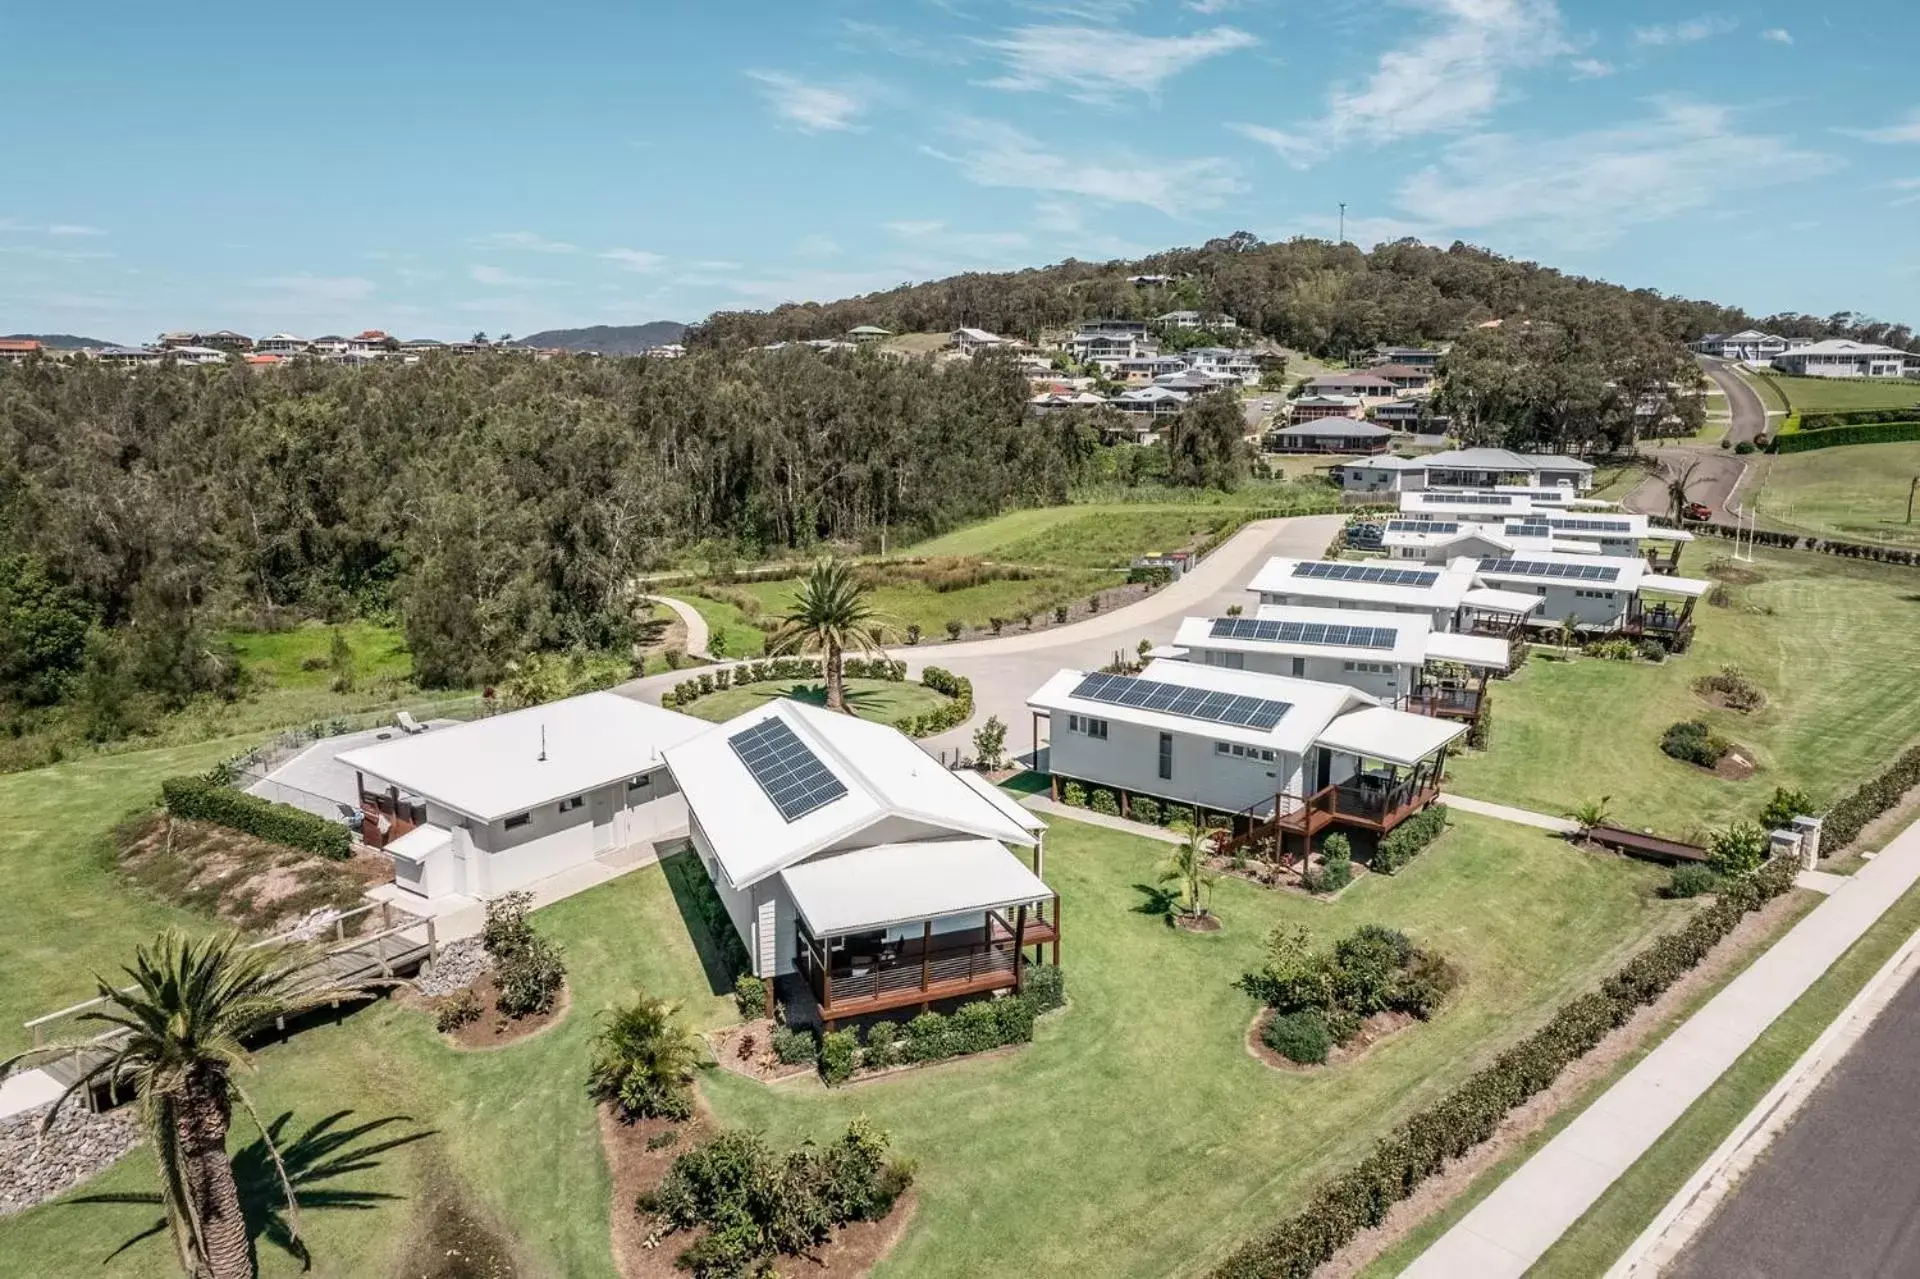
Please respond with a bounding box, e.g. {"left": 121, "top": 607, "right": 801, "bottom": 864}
{"left": 1159, "top": 823, "right": 1223, "bottom": 921}
{"left": 1557, "top": 613, "right": 1580, "bottom": 652}
{"left": 1666, "top": 459, "right": 1704, "bottom": 522}
{"left": 767, "top": 558, "right": 892, "bottom": 713}
{"left": 588, "top": 992, "right": 703, "bottom": 1121}
{"left": 1, "top": 929, "right": 374, "bottom": 1279}
{"left": 1566, "top": 796, "right": 1613, "bottom": 839}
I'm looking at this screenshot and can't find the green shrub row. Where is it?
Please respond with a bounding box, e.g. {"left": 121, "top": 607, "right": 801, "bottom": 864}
{"left": 1822, "top": 742, "right": 1920, "bottom": 854}
{"left": 816, "top": 971, "right": 1065, "bottom": 1085}
{"left": 1211, "top": 855, "right": 1800, "bottom": 1279}
{"left": 1771, "top": 421, "right": 1920, "bottom": 453}
{"left": 161, "top": 774, "right": 351, "bottom": 859}
{"left": 1372, "top": 803, "right": 1447, "bottom": 874}
{"left": 661, "top": 656, "right": 906, "bottom": 708}
{"left": 899, "top": 666, "right": 973, "bottom": 737}
{"left": 1800, "top": 407, "right": 1920, "bottom": 430}
{"left": 665, "top": 853, "right": 752, "bottom": 980}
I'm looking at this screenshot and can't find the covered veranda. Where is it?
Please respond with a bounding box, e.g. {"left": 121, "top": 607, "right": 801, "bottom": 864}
{"left": 781, "top": 839, "right": 1059, "bottom": 1030}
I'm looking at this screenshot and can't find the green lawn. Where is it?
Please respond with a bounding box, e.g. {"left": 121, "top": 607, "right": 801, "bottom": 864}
{"left": 673, "top": 678, "right": 949, "bottom": 732}
{"left": 0, "top": 746, "right": 1690, "bottom": 1278}
{"left": 1748, "top": 441, "right": 1920, "bottom": 549}
{"left": 1447, "top": 541, "right": 1920, "bottom": 836}
{"left": 220, "top": 621, "right": 415, "bottom": 691}
{"left": 732, "top": 568, "right": 1119, "bottom": 638}
{"left": 1741, "top": 367, "right": 1789, "bottom": 413}
{"left": 1764, "top": 373, "right": 1920, "bottom": 415}
{"left": 679, "top": 590, "right": 770, "bottom": 658}
{"left": 908, "top": 506, "right": 1230, "bottom": 568}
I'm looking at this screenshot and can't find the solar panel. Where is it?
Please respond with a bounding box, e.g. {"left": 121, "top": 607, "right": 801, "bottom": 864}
{"left": 1476, "top": 557, "right": 1622, "bottom": 583}
{"left": 1291, "top": 561, "right": 1439, "bottom": 587}
{"left": 1502, "top": 523, "right": 1553, "bottom": 538}
{"left": 1420, "top": 492, "right": 1514, "bottom": 506}
{"left": 1386, "top": 519, "right": 1460, "bottom": 535}
{"left": 1071, "top": 672, "right": 1291, "bottom": 731}
{"left": 1545, "top": 517, "right": 1634, "bottom": 534}
{"left": 1208, "top": 617, "right": 1399, "bottom": 649}
{"left": 727, "top": 717, "right": 848, "bottom": 823}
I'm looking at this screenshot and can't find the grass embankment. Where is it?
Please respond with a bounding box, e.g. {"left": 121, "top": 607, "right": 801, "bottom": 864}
{"left": 0, "top": 745, "right": 1684, "bottom": 1277}
{"left": 1447, "top": 541, "right": 1920, "bottom": 835}
{"left": 673, "top": 678, "right": 949, "bottom": 732}
{"left": 1762, "top": 372, "right": 1920, "bottom": 415}
{"left": 1747, "top": 440, "right": 1920, "bottom": 549}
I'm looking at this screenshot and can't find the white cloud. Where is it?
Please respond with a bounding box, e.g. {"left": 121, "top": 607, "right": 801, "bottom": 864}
{"left": 881, "top": 220, "right": 945, "bottom": 239}
{"left": 1185, "top": 0, "right": 1243, "bottom": 11}
{"left": 0, "top": 244, "right": 112, "bottom": 261}
{"left": 1841, "top": 110, "right": 1920, "bottom": 144}
{"left": 924, "top": 117, "right": 1243, "bottom": 216}
{"left": 882, "top": 220, "right": 1030, "bottom": 256}
{"left": 469, "top": 264, "right": 551, "bottom": 287}
{"left": 1393, "top": 99, "right": 1840, "bottom": 246}
{"left": 978, "top": 24, "right": 1258, "bottom": 102}
{"left": 1285, "top": 212, "right": 1440, "bottom": 246}
{"left": 1890, "top": 177, "right": 1920, "bottom": 207}
{"left": 690, "top": 259, "right": 745, "bottom": 271}
{"left": 1633, "top": 15, "right": 1738, "bottom": 45}
{"left": 248, "top": 274, "right": 376, "bottom": 303}
{"left": 840, "top": 19, "right": 969, "bottom": 65}
{"left": 1760, "top": 27, "right": 1792, "bottom": 44}
{"left": 1230, "top": 0, "right": 1568, "bottom": 164}
{"left": 1570, "top": 58, "right": 1615, "bottom": 79}
{"left": 745, "top": 71, "right": 867, "bottom": 133}
{"left": 46, "top": 223, "right": 105, "bottom": 237}
{"left": 797, "top": 233, "right": 842, "bottom": 258}
{"left": 471, "top": 230, "right": 578, "bottom": 253}
{"left": 601, "top": 248, "right": 666, "bottom": 272}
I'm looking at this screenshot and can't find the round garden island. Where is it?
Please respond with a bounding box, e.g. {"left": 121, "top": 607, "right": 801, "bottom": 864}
{"left": 664, "top": 659, "right": 972, "bottom": 739}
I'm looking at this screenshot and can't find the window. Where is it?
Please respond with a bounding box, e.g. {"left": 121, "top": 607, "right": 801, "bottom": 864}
{"left": 1290, "top": 656, "right": 1307, "bottom": 677}
{"left": 504, "top": 812, "right": 531, "bottom": 831}
{"left": 628, "top": 774, "right": 651, "bottom": 792}
{"left": 1067, "top": 714, "right": 1108, "bottom": 739}
{"left": 1215, "top": 742, "right": 1276, "bottom": 764}
{"left": 1158, "top": 732, "right": 1173, "bottom": 780}
{"left": 1342, "top": 660, "right": 1390, "bottom": 674}
{"left": 558, "top": 795, "right": 584, "bottom": 813}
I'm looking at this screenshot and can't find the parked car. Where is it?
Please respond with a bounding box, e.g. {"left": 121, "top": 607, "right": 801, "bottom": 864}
{"left": 1345, "top": 522, "right": 1385, "bottom": 550}
{"left": 1682, "top": 501, "right": 1713, "bottom": 521}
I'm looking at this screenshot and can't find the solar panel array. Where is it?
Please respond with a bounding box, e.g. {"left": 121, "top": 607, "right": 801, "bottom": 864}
{"left": 1291, "top": 561, "right": 1440, "bottom": 588}
{"left": 1544, "top": 517, "right": 1634, "bottom": 534}
{"left": 1386, "top": 519, "right": 1460, "bottom": 535}
{"left": 1477, "top": 557, "right": 1622, "bottom": 583}
{"left": 1209, "top": 617, "right": 1399, "bottom": 649}
{"left": 1420, "top": 493, "right": 1515, "bottom": 506}
{"left": 1502, "top": 522, "right": 1553, "bottom": 538}
{"left": 728, "top": 717, "right": 848, "bottom": 822}
{"left": 1071, "top": 671, "right": 1292, "bottom": 730}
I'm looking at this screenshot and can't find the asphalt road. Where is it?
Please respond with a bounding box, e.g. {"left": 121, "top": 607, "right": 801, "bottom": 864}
{"left": 1623, "top": 359, "right": 1763, "bottom": 522}
{"left": 1700, "top": 357, "right": 1768, "bottom": 446}
{"left": 1670, "top": 961, "right": 1920, "bottom": 1279}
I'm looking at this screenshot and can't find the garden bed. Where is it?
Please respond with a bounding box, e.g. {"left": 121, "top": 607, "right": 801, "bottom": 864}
{"left": 707, "top": 1018, "right": 814, "bottom": 1083}
{"left": 115, "top": 812, "right": 387, "bottom": 935}
{"left": 432, "top": 974, "right": 572, "bottom": 1050}
{"left": 673, "top": 677, "right": 950, "bottom": 735}
{"left": 1245, "top": 1007, "right": 1418, "bottom": 1072}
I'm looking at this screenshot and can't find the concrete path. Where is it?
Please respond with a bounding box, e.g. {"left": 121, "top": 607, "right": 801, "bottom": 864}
{"left": 368, "top": 836, "right": 680, "bottom": 943}
{"left": 1022, "top": 795, "right": 1186, "bottom": 844}
{"left": 1440, "top": 793, "right": 1579, "bottom": 835}
{"left": 649, "top": 595, "right": 711, "bottom": 659}
{"left": 0, "top": 1066, "right": 65, "bottom": 1121}
{"left": 1402, "top": 810, "right": 1920, "bottom": 1278}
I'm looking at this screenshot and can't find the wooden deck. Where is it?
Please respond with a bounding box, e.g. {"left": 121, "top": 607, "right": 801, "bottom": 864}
{"left": 1404, "top": 687, "right": 1483, "bottom": 721}
{"left": 798, "top": 906, "right": 1058, "bottom": 1027}
{"left": 1586, "top": 825, "right": 1708, "bottom": 865}
{"left": 1216, "top": 779, "right": 1444, "bottom": 861}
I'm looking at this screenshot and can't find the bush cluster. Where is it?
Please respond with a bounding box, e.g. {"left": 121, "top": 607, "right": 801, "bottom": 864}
{"left": 1823, "top": 743, "right": 1920, "bottom": 853}
{"left": 1239, "top": 924, "right": 1454, "bottom": 1063}
{"left": 640, "top": 1118, "right": 914, "bottom": 1279}
{"left": 1089, "top": 788, "right": 1120, "bottom": 816}
{"left": 1372, "top": 804, "right": 1447, "bottom": 875}
{"left": 662, "top": 656, "right": 908, "bottom": 708}
{"left": 1130, "top": 796, "right": 1162, "bottom": 825}
{"left": 1465, "top": 695, "right": 1493, "bottom": 751}
{"left": 1798, "top": 407, "right": 1920, "bottom": 431}
{"left": 1664, "top": 864, "right": 1718, "bottom": 898}
{"left": 900, "top": 666, "right": 973, "bottom": 737}
{"left": 161, "top": 774, "right": 352, "bottom": 859}
{"left": 1127, "top": 564, "right": 1175, "bottom": 586}
{"left": 670, "top": 856, "right": 753, "bottom": 980}
{"left": 817, "top": 976, "right": 1064, "bottom": 1086}
{"left": 1692, "top": 664, "right": 1765, "bottom": 711}
{"left": 482, "top": 891, "right": 566, "bottom": 1018}
{"left": 1301, "top": 833, "right": 1352, "bottom": 894}
{"left": 1583, "top": 638, "right": 1640, "bottom": 662}
{"left": 732, "top": 974, "right": 768, "bottom": 1021}
{"left": 1212, "top": 856, "right": 1799, "bottom": 1278}
{"left": 1061, "top": 781, "right": 1087, "bottom": 807}
{"left": 435, "top": 989, "right": 481, "bottom": 1032}
{"left": 1758, "top": 785, "right": 1815, "bottom": 831}
{"left": 1262, "top": 1010, "right": 1332, "bottom": 1065}
{"left": 1662, "top": 719, "right": 1731, "bottom": 768}
{"left": 770, "top": 1024, "right": 816, "bottom": 1065}
{"left": 1771, "top": 420, "right": 1920, "bottom": 453}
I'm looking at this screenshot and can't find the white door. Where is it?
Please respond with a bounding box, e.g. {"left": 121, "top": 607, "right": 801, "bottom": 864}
{"left": 590, "top": 788, "right": 615, "bottom": 852}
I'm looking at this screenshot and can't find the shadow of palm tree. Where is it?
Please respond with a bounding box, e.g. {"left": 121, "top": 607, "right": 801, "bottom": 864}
{"left": 1132, "top": 883, "right": 1178, "bottom": 926}
{"left": 71, "top": 1109, "right": 433, "bottom": 1270}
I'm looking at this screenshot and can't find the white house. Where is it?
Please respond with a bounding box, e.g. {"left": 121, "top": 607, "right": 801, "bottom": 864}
{"left": 1185, "top": 347, "right": 1261, "bottom": 381}
{"left": 1247, "top": 557, "right": 1480, "bottom": 631}
{"left": 1770, "top": 339, "right": 1916, "bottom": 380}
{"left": 1469, "top": 551, "right": 1710, "bottom": 636}
{"left": 1398, "top": 490, "right": 1540, "bottom": 521}
{"left": 1421, "top": 448, "right": 1596, "bottom": 491}
{"left": 951, "top": 327, "right": 1009, "bottom": 354}
{"left": 1110, "top": 385, "right": 1191, "bottom": 417}
{"left": 1027, "top": 659, "right": 1467, "bottom": 854}
{"left": 1691, "top": 330, "right": 1792, "bottom": 364}
{"left": 665, "top": 698, "right": 1055, "bottom": 1026}
{"left": 338, "top": 692, "right": 710, "bottom": 900}
{"left": 255, "top": 333, "right": 309, "bottom": 355}
{"left": 1331, "top": 455, "right": 1430, "bottom": 495}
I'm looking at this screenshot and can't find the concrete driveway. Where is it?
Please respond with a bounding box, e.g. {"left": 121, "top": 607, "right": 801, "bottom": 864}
{"left": 615, "top": 513, "right": 1345, "bottom": 763}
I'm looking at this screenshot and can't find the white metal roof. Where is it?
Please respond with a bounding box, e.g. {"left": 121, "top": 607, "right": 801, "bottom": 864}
{"left": 1175, "top": 607, "right": 1430, "bottom": 666}
{"left": 664, "top": 699, "right": 1035, "bottom": 891}
{"left": 1401, "top": 491, "right": 1539, "bottom": 519}
{"left": 1460, "top": 586, "right": 1549, "bottom": 615}
{"left": 779, "top": 839, "right": 1052, "bottom": 937}
{"left": 1028, "top": 659, "right": 1373, "bottom": 755}
{"left": 338, "top": 692, "right": 708, "bottom": 823}
{"left": 1424, "top": 630, "right": 1513, "bottom": 670}
{"left": 1247, "top": 557, "right": 1478, "bottom": 613}
{"left": 1642, "top": 574, "right": 1714, "bottom": 599}
{"left": 1422, "top": 448, "right": 1595, "bottom": 473}
{"left": 952, "top": 771, "right": 1048, "bottom": 834}
{"left": 1644, "top": 526, "right": 1695, "bottom": 543}
{"left": 1337, "top": 454, "right": 1428, "bottom": 471}
{"left": 1471, "top": 549, "right": 1649, "bottom": 592}
{"left": 1314, "top": 705, "right": 1469, "bottom": 766}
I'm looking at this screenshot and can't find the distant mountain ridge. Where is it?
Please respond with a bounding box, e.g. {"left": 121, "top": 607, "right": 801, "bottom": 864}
{"left": 3, "top": 332, "right": 119, "bottom": 349}
{"left": 514, "top": 322, "right": 685, "bottom": 355}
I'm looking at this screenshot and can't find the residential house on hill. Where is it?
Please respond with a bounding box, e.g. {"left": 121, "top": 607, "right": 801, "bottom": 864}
{"left": 1267, "top": 419, "right": 1394, "bottom": 455}
{"left": 1770, "top": 339, "right": 1917, "bottom": 380}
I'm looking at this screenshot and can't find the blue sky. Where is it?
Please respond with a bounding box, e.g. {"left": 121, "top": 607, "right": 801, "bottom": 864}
{"left": 3, "top": 0, "right": 1916, "bottom": 343}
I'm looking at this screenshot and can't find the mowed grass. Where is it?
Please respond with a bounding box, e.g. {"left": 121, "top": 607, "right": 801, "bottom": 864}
{"left": 1447, "top": 541, "right": 1920, "bottom": 834}
{"left": 732, "top": 569, "right": 1118, "bottom": 638}
{"left": 673, "top": 678, "right": 949, "bottom": 732}
{"left": 0, "top": 751, "right": 1684, "bottom": 1278}
{"left": 913, "top": 507, "right": 1229, "bottom": 568}
{"left": 220, "top": 621, "right": 415, "bottom": 691}
{"left": 1766, "top": 373, "right": 1920, "bottom": 415}
{"left": 1749, "top": 441, "right": 1920, "bottom": 548}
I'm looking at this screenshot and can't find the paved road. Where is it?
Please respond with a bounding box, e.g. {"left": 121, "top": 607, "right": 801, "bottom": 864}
{"left": 1623, "top": 360, "right": 1762, "bottom": 522}
{"left": 616, "top": 513, "right": 1343, "bottom": 761}
{"left": 1700, "top": 357, "right": 1768, "bottom": 446}
{"left": 1670, "top": 963, "right": 1920, "bottom": 1279}
{"left": 649, "top": 594, "right": 711, "bottom": 658}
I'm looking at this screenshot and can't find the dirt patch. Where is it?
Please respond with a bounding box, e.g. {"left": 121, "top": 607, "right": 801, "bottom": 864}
{"left": 1694, "top": 687, "right": 1767, "bottom": 714}
{"left": 1313, "top": 885, "right": 1808, "bottom": 1278}
{"left": 1208, "top": 856, "right": 1371, "bottom": 900}
{"left": 1177, "top": 913, "right": 1224, "bottom": 933}
{"left": 1714, "top": 746, "right": 1758, "bottom": 781}
{"left": 398, "top": 1174, "right": 522, "bottom": 1278}
{"left": 602, "top": 1103, "right": 917, "bottom": 1279}
{"left": 1704, "top": 560, "right": 1766, "bottom": 585}
{"left": 440, "top": 974, "right": 571, "bottom": 1050}
{"left": 115, "top": 813, "right": 375, "bottom": 935}
{"left": 1245, "top": 1008, "right": 1422, "bottom": 1073}
{"left": 708, "top": 1018, "right": 815, "bottom": 1084}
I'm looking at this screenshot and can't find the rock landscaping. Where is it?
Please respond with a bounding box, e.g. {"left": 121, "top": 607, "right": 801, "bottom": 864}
{"left": 414, "top": 936, "right": 491, "bottom": 997}
{"left": 0, "top": 1104, "right": 138, "bottom": 1215}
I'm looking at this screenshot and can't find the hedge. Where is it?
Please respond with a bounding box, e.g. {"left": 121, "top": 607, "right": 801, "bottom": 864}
{"left": 661, "top": 656, "right": 907, "bottom": 708}
{"left": 1800, "top": 407, "right": 1920, "bottom": 431}
{"left": 1372, "top": 803, "right": 1447, "bottom": 874}
{"left": 161, "top": 775, "right": 351, "bottom": 859}
{"left": 1822, "top": 742, "right": 1920, "bottom": 854}
{"left": 1210, "top": 855, "right": 1799, "bottom": 1279}
{"left": 1771, "top": 421, "right": 1920, "bottom": 453}
{"left": 821, "top": 979, "right": 1057, "bottom": 1084}
{"left": 900, "top": 666, "right": 973, "bottom": 737}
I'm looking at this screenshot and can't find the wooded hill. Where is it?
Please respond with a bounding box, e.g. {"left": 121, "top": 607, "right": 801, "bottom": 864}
{"left": 515, "top": 321, "right": 686, "bottom": 354}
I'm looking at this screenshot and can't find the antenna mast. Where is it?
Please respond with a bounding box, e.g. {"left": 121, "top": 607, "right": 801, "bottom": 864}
{"left": 1338, "top": 202, "right": 1347, "bottom": 244}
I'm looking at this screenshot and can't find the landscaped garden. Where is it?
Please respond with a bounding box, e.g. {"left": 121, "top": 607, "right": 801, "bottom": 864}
{"left": 674, "top": 676, "right": 949, "bottom": 732}
{"left": 1446, "top": 540, "right": 1920, "bottom": 836}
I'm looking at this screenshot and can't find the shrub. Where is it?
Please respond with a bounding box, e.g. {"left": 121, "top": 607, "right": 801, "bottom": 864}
{"left": 972, "top": 715, "right": 1008, "bottom": 769}
{"left": 989, "top": 616, "right": 1005, "bottom": 635}
{"left": 590, "top": 992, "right": 700, "bottom": 1121}
{"left": 1639, "top": 639, "right": 1667, "bottom": 663}
{"left": 1585, "top": 638, "right": 1638, "bottom": 661}
{"left": 1823, "top": 743, "right": 1920, "bottom": 853}
{"left": 1772, "top": 421, "right": 1920, "bottom": 453}
{"left": 1707, "top": 820, "right": 1769, "bottom": 877}
{"left": 1800, "top": 407, "right": 1920, "bottom": 430}
{"left": 1023, "top": 964, "right": 1066, "bottom": 1013}
{"left": 663, "top": 646, "right": 686, "bottom": 671}
{"left": 733, "top": 973, "right": 768, "bottom": 1021}
{"left": 1087, "top": 594, "right": 1101, "bottom": 614}
{"left": 1054, "top": 604, "right": 1069, "bottom": 624}
{"left": 1166, "top": 804, "right": 1195, "bottom": 829}
{"left": 1665, "top": 864, "right": 1719, "bottom": 898}
{"left": 1373, "top": 803, "right": 1447, "bottom": 874}
{"left": 770, "top": 1024, "right": 816, "bottom": 1066}
{"left": 1263, "top": 1009, "right": 1332, "bottom": 1064}
{"left": 951, "top": 1000, "right": 1003, "bottom": 1055}
{"left": 1316, "top": 833, "right": 1353, "bottom": 893}
{"left": 160, "top": 775, "right": 351, "bottom": 859}
{"left": 1465, "top": 694, "right": 1493, "bottom": 751}
{"left": 905, "top": 623, "right": 921, "bottom": 645}
{"left": 905, "top": 1011, "right": 951, "bottom": 1062}
{"left": 435, "top": 990, "right": 481, "bottom": 1033}
{"left": 863, "top": 1021, "right": 901, "bottom": 1070}
{"left": 1733, "top": 440, "right": 1755, "bottom": 455}
{"left": 1089, "top": 788, "right": 1120, "bottom": 816}
{"left": 1662, "top": 719, "right": 1730, "bottom": 768}
{"left": 496, "top": 933, "right": 566, "bottom": 1018}
{"left": 944, "top": 619, "right": 963, "bottom": 641}
{"left": 1331, "top": 926, "right": 1414, "bottom": 1015}
{"left": 819, "top": 1029, "right": 859, "bottom": 1086}
{"left": 1693, "top": 664, "right": 1765, "bottom": 711}
{"left": 1061, "top": 781, "right": 1088, "bottom": 808}
{"left": 1759, "top": 786, "right": 1815, "bottom": 831}
{"left": 1130, "top": 796, "right": 1162, "bottom": 825}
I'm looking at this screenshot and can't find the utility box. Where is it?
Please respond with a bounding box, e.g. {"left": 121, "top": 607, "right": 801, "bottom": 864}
{"left": 1769, "top": 827, "right": 1815, "bottom": 871}
{"left": 1792, "top": 814, "right": 1825, "bottom": 863}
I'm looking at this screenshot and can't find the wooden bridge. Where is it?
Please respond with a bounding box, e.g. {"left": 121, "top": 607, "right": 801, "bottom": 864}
{"left": 22, "top": 901, "right": 439, "bottom": 1108}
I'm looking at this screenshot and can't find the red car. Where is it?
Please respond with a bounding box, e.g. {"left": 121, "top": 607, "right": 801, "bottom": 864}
{"left": 1682, "top": 501, "right": 1713, "bottom": 521}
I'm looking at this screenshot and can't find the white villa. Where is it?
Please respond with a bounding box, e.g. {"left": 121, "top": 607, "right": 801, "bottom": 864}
{"left": 1769, "top": 339, "right": 1917, "bottom": 380}
{"left": 1691, "top": 330, "right": 1797, "bottom": 364}
{"left": 1247, "top": 557, "right": 1483, "bottom": 631}
{"left": 1470, "top": 551, "right": 1711, "bottom": 635}
{"left": 1387, "top": 494, "right": 1694, "bottom": 563}
{"left": 1328, "top": 450, "right": 1596, "bottom": 496}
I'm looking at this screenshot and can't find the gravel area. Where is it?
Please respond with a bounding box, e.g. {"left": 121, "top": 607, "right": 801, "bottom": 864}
{"left": 0, "top": 1103, "right": 139, "bottom": 1214}
{"left": 413, "top": 937, "right": 491, "bottom": 997}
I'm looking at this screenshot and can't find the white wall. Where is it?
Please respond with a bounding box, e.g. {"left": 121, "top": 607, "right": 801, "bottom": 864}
{"left": 1048, "top": 714, "right": 1307, "bottom": 815}
{"left": 448, "top": 765, "right": 687, "bottom": 898}
{"left": 1258, "top": 590, "right": 1457, "bottom": 633}
{"left": 1193, "top": 645, "right": 1410, "bottom": 702}
{"left": 1488, "top": 580, "right": 1629, "bottom": 629}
